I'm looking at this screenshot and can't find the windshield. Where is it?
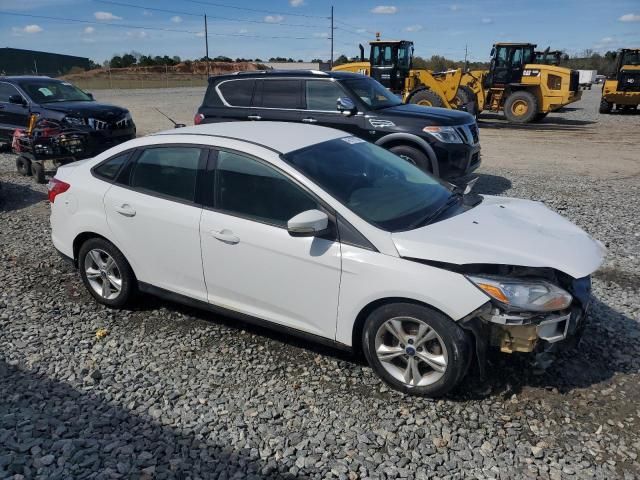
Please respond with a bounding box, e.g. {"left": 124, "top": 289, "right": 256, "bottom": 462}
{"left": 341, "top": 77, "right": 402, "bottom": 110}
{"left": 620, "top": 51, "right": 640, "bottom": 66}
{"left": 18, "top": 80, "right": 92, "bottom": 104}
{"left": 283, "top": 137, "right": 451, "bottom": 232}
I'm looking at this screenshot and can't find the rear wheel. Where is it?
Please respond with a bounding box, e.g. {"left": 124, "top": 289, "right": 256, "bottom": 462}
{"left": 16, "top": 156, "right": 32, "bottom": 176}
{"left": 599, "top": 98, "right": 613, "bottom": 114}
{"left": 362, "top": 303, "right": 471, "bottom": 397}
{"left": 409, "top": 89, "right": 445, "bottom": 108}
{"left": 31, "top": 161, "right": 46, "bottom": 184}
{"left": 503, "top": 91, "right": 538, "bottom": 123}
{"left": 389, "top": 145, "right": 432, "bottom": 173}
{"left": 455, "top": 85, "right": 477, "bottom": 116}
{"left": 78, "top": 237, "right": 136, "bottom": 308}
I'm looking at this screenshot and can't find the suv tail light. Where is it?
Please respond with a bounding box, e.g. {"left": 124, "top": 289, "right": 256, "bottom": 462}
{"left": 47, "top": 178, "right": 70, "bottom": 203}
{"left": 194, "top": 113, "right": 205, "bottom": 125}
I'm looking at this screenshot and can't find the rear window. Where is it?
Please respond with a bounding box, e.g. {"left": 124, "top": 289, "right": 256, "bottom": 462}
{"left": 216, "top": 79, "right": 255, "bottom": 107}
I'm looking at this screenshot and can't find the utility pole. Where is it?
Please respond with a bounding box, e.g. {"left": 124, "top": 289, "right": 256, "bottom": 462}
{"left": 464, "top": 44, "right": 468, "bottom": 72}
{"left": 204, "top": 14, "right": 210, "bottom": 76}
{"left": 330, "top": 6, "right": 334, "bottom": 68}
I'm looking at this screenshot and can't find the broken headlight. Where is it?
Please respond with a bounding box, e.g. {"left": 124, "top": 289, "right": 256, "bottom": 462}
{"left": 466, "top": 275, "right": 572, "bottom": 312}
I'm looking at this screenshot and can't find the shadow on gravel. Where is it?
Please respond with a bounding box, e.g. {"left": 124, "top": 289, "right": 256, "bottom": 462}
{"left": 478, "top": 114, "right": 596, "bottom": 131}
{"left": 457, "top": 297, "right": 640, "bottom": 400}
{"left": 452, "top": 173, "right": 512, "bottom": 196}
{"left": 0, "top": 360, "right": 294, "bottom": 479}
{"left": 0, "top": 180, "right": 47, "bottom": 213}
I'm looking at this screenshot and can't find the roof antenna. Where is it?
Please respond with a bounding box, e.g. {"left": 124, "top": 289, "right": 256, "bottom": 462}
{"left": 155, "top": 108, "right": 186, "bottom": 128}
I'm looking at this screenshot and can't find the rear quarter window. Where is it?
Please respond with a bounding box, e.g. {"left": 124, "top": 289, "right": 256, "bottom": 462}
{"left": 214, "top": 79, "right": 256, "bottom": 107}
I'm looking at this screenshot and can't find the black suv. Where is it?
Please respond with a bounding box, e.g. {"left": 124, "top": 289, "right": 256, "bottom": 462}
{"left": 0, "top": 76, "right": 136, "bottom": 156}
{"left": 195, "top": 70, "right": 480, "bottom": 178}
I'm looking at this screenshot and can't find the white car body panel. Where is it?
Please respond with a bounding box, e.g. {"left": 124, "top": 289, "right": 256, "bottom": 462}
{"left": 200, "top": 209, "right": 341, "bottom": 338}
{"left": 103, "top": 184, "right": 207, "bottom": 302}
{"left": 392, "top": 195, "right": 606, "bottom": 279}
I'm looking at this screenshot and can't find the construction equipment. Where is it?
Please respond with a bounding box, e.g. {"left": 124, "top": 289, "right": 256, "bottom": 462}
{"left": 458, "top": 43, "right": 582, "bottom": 123}
{"left": 334, "top": 38, "right": 582, "bottom": 123}
{"left": 331, "top": 37, "right": 475, "bottom": 112}
{"left": 534, "top": 48, "right": 564, "bottom": 66}
{"left": 599, "top": 48, "right": 640, "bottom": 114}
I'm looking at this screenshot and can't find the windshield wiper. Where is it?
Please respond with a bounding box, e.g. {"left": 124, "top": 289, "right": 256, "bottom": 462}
{"left": 407, "top": 192, "right": 462, "bottom": 230}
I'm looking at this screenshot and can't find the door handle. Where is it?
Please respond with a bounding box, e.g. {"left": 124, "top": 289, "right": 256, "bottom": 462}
{"left": 302, "top": 117, "right": 317, "bottom": 123}
{"left": 210, "top": 229, "right": 240, "bottom": 244}
{"left": 247, "top": 115, "right": 262, "bottom": 120}
{"left": 114, "top": 204, "right": 136, "bottom": 217}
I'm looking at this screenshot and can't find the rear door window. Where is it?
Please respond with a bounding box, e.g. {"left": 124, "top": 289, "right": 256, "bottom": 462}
{"left": 118, "top": 147, "right": 204, "bottom": 203}
{"left": 260, "top": 80, "right": 303, "bottom": 109}
{"left": 305, "top": 80, "right": 344, "bottom": 111}
{"left": 93, "top": 151, "right": 131, "bottom": 181}
{"left": 218, "top": 79, "right": 255, "bottom": 107}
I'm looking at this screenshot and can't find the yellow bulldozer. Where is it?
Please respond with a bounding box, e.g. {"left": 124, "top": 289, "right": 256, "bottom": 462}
{"left": 599, "top": 48, "right": 640, "bottom": 114}
{"left": 333, "top": 39, "right": 582, "bottom": 123}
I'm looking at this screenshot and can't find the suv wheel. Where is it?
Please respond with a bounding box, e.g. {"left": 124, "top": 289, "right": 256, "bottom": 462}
{"left": 389, "top": 145, "right": 431, "bottom": 173}
{"left": 78, "top": 238, "right": 136, "bottom": 308}
{"left": 362, "top": 303, "right": 471, "bottom": 397}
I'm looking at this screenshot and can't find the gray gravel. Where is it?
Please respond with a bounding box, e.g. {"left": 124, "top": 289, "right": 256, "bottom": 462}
{"left": 1, "top": 97, "right": 639, "bottom": 479}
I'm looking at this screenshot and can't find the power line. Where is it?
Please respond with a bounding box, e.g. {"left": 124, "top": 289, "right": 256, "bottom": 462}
{"left": 0, "top": 11, "right": 326, "bottom": 40}
{"left": 94, "top": 0, "right": 324, "bottom": 29}
{"left": 182, "top": 0, "right": 329, "bottom": 19}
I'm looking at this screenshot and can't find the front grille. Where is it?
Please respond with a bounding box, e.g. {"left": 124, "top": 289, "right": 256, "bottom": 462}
{"left": 619, "top": 71, "right": 640, "bottom": 91}
{"left": 455, "top": 123, "right": 479, "bottom": 145}
{"left": 87, "top": 116, "right": 132, "bottom": 130}
{"left": 569, "top": 70, "right": 580, "bottom": 92}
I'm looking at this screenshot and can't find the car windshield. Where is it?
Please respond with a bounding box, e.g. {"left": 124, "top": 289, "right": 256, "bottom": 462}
{"left": 341, "top": 77, "right": 403, "bottom": 110}
{"left": 18, "top": 80, "right": 92, "bottom": 104}
{"left": 283, "top": 137, "right": 452, "bottom": 232}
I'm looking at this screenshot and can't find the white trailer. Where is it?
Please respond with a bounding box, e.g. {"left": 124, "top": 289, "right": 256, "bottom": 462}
{"left": 577, "top": 70, "right": 597, "bottom": 90}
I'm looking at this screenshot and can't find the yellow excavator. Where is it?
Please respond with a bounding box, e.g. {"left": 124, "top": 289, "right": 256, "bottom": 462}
{"left": 599, "top": 48, "right": 640, "bottom": 114}
{"left": 334, "top": 38, "right": 582, "bottom": 123}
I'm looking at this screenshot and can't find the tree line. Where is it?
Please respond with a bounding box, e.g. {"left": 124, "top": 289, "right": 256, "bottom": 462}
{"left": 105, "top": 52, "right": 327, "bottom": 68}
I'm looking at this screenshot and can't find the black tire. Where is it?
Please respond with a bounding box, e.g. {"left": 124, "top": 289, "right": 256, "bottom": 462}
{"left": 503, "top": 90, "right": 538, "bottom": 123}
{"left": 31, "top": 161, "right": 46, "bottom": 184}
{"left": 455, "top": 85, "right": 478, "bottom": 115}
{"left": 599, "top": 98, "right": 612, "bottom": 114}
{"left": 78, "top": 237, "right": 136, "bottom": 308}
{"left": 388, "top": 145, "right": 432, "bottom": 173}
{"left": 16, "top": 156, "right": 32, "bottom": 176}
{"left": 362, "top": 303, "right": 471, "bottom": 397}
{"left": 409, "top": 89, "right": 445, "bottom": 108}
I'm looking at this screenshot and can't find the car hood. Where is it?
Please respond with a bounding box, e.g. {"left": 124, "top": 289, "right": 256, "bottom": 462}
{"left": 391, "top": 195, "right": 606, "bottom": 279}
{"left": 43, "top": 101, "right": 129, "bottom": 120}
{"left": 377, "top": 104, "right": 474, "bottom": 126}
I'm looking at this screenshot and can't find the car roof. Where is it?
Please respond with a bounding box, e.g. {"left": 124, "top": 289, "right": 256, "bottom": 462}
{"left": 152, "top": 121, "right": 350, "bottom": 154}
{"left": 208, "top": 69, "right": 368, "bottom": 82}
{"left": 0, "top": 76, "right": 57, "bottom": 82}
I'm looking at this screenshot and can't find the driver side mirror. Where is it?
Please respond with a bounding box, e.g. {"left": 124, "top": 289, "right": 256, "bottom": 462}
{"left": 8, "top": 94, "right": 26, "bottom": 106}
{"left": 85, "top": 92, "right": 94, "bottom": 100}
{"left": 336, "top": 97, "right": 356, "bottom": 117}
{"left": 287, "top": 209, "right": 329, "bottom": 237}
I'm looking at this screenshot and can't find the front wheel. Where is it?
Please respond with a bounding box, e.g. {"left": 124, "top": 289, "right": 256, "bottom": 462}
{"left": 409, "top": 89, "right": 445, "bottom": 108}
{"left": 599, "top": 98, "right": 613, "bottom": 114}
{"left": 78, "top": 237, "right": 136, "bottom": 308}
{"left": 362, "top": 303, "right": 471, "bottom": 397}
{"left": 388, "top": 145, "right": 432, "bottom": 173}
{"left": 16, "top": 156, "right": 32, "bottom": 176}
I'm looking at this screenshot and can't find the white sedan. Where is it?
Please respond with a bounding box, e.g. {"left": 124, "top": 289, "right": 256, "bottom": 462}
{"left": 49, "top": 122, "right": 605, "bottom": 397}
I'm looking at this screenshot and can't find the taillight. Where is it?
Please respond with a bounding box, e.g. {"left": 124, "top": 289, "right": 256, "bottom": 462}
{"left": 194, "top": 113, "right": 205, "bottom": 125}
{"left": 47, "top": 178, "right": 70, "bottom": 203}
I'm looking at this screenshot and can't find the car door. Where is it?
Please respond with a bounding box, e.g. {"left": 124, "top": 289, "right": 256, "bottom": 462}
{"left": 199, "top": 148, "right": 341, "bottom": 339}
{"left": 103, "top": 145, "right": 209, "bottom": 301}
{"left": 0, "top": 82, "right": 30, "bottom": 141}
{"left": 252, "top": 79, "right": 305, "bottom": 123}
{"left": 302, "top": 79, "right": 364, "bottom": 136}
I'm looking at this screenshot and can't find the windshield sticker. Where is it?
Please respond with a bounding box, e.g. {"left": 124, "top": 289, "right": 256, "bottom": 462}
{"left": 38, "top": 87, "right": 54, "bottom": 97}
{"left": 341, "top": 136, "right": 365, "bottom": 144}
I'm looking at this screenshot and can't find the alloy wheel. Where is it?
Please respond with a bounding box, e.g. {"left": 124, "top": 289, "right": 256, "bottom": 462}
{"left": 84, "top": 249, "right": 122, "bottom": 300}
{"left": 374, "top": 316, "right": 448, "bottom": 387}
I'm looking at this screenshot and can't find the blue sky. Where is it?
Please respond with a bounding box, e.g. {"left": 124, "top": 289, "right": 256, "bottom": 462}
{"left": 1, "top": 0, "right": 639, "bottom": 63}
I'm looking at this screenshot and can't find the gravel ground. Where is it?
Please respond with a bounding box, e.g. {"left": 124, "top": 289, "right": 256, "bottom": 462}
{"left": 1, "top": 87, "right": 639, "bottom": 479}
